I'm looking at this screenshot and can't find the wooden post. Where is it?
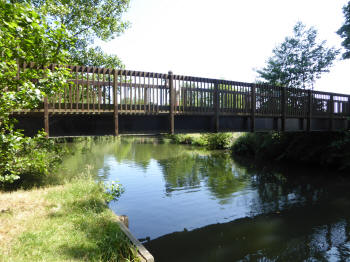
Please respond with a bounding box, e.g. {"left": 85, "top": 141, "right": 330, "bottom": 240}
{"left": 214, "top": 81, "right": 219, "bottom": 132}
{"left": 168, "top": 71, "right": 175, "bottom": 134}
{"left": 281, "top": 86, "right": 286, "bottom": 132}
{"left": 113, "top": 70, "right": 119, "bottom": 136}
{"left": 44, "top": 96, "right": 49, "bottom": 138}
{"left": 251, "top": 84, "right": 256, "bottom": 132}
{"left": 307, "top": 90, "right": 312, "bottom": 132}
{"left": 330, "top": 94, "right": 334, "bottom": 131}
{"left": 143, "top": 72, "right": 148, "bottom": 113}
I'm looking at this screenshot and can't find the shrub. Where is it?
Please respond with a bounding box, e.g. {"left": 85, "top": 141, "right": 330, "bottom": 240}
{"left": 204, "top": 133, "right": 233, "bottom": 149}
{"left": 0, "top": 130, "right": 67, "bottom": 187}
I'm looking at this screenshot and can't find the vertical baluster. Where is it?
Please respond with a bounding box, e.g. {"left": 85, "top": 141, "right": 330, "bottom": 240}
{"left": 92, "top": 67, "right": 96, "bottom": 112}
{"left": 113, "top": 69, "right": 119, "bottom": 136}
{"left": 81, "top": 66, "right": 85, "bottom": 111}
{"left": 330, "top": 94, "right": 334, "bottom": 131}
{"left": 214, "top": 81, "right": 219, "bottom": 132}
{"left": 251, "top": 84, "right": 256, "bottom": 132}
{"left": 98, "top": 68, "right": 102, "bottom": 112}
{"left": 76, "top": 66, "right": 79, "bottom": 111}
{"left": 86, "top": 67, "right": 90, "bottom": 111}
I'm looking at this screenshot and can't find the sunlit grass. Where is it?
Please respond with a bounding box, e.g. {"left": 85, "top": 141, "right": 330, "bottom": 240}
{"left": 0, "top": 172, "right": 139, "bottom": 262}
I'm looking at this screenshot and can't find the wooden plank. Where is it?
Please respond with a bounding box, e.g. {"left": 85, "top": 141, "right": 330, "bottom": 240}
{"left": 307, "top": 90, "right": 312, "bottom": 131}
{"left": 281, "top": 86, "right": 286, "bottom": 131}
{"left": 98, "top": 68, "right": 101, "bottom": 112}
{"left": 44, "top": 96, "right": 49, "bottom": 137}
{"left": 330, "top": 94, "right": 334, "bottom": 131}
{"left": 169, "top": 71, "right": 175, "bottom": 134}
{"left": 251, "top": 84, "right": 256, "bottom": 132}
{"left": 87, "top": 66, "right": 90, "bottom": 111}
{"left": 214, "top": 81, "right": 219, "bottom": 132}
{"left": 76, "top": 66, "right": 79, "bottom": 111}
{"left": 152, "top": 72, "right": 155, "bottom": 113}
{"left": 156, "top": 74, "right": 159, "bottom": 113}
{"left": 92, "top": 67, "right": 96, "bottom": 112}
{"left": 130, "top": 71, "right": 133, "bottom": 113}
{"left": 113, "top": 70, "right": 119, "bottom": 136}
{"left": 103, "top": 68, "right": 106, "bottom": 110}
{"left": 81, "top": 66, "right": 85, "bottom": 111}
{"left": 144, "top": 72, "right": 148, "bottom": 113}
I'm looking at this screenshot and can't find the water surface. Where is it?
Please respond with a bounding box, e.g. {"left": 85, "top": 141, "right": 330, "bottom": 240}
{"left": 60, "top": 137, "right": 350, "bottom": 261}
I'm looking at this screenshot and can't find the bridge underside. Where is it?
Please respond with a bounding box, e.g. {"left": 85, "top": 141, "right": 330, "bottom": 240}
{"left": 14, "top": 113, "right": 349, "bottom": 137}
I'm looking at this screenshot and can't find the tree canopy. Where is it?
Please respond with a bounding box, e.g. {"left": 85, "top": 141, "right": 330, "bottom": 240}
{"left": 14, "top": 0, "right": 130, "bottom": 68}
{"left": 257, "top": 22, "right": 339, "bottom": 89}
{"left": 0, "top": 1, "right": 71, "bottom": 126}
{"left": 337, "top": 1, "right": 350, "bottom": 59}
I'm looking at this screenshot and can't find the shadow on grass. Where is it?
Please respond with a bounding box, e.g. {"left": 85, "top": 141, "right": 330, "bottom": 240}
{"left": 0, "top": 171, "right": 65, "bottom": 192}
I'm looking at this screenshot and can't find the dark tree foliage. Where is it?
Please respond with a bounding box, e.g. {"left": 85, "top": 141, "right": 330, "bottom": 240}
{"left": 257, "top": 22, "right": 339, "bottom": 89}
{"left": 337, "top": 1, "right": 350, "bottom": 59}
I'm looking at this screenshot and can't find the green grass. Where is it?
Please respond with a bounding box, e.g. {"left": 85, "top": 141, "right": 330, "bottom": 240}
{"left": 0, "top": 172, "right": 140, "bottom": 262}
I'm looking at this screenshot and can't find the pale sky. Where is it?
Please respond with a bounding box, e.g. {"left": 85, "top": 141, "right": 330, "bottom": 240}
{"left": 97, "top": 0, "right": 350, "bottom": 94}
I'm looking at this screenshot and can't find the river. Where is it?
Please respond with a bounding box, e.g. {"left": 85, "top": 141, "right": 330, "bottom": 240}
{"left": 60, "top": 136, "right": 350, "bottom": 261}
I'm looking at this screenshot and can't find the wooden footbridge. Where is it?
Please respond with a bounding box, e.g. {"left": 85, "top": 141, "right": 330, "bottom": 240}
{"left": 14, "top": 64, "right": 350, "bottom": 137}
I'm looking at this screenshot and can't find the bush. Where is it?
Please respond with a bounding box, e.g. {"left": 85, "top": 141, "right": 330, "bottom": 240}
{"left": 0, "top": 130, "right": 67, "bottom": 187}
{"left": 203, "top": 133, "right": 233, "bottom": 149}
{"left": 167, "top": 133, "right": 241, "bottom": 150}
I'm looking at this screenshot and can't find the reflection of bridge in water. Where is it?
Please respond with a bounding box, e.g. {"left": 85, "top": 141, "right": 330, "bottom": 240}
{"left": 14, "top": 64, "right": 350, "bottom": 137}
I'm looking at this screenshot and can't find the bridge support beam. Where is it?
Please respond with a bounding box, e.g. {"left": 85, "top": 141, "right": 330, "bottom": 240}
{"left": 168, "top": 71, "right": 175, "bottom": 134}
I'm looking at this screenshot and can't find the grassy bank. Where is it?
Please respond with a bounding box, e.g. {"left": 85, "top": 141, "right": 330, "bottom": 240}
{"left": 232, "top": 131, "right": 350, "bottom": 171}
{"left": 0, "top": 166, "right": 139, "bottom": 262}
{"left": 165, "top": 133, "right": 243, "bottom": 149}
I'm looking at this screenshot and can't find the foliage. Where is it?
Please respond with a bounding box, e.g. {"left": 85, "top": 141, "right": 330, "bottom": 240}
{"left": 102, "top": 181, "right": 125, "bottom": 203}
{"left": 203, "top": 133, "right": 234, "bottom": 149}
{"left": 167, "top": 134, "right": 208, "bottom": 146}
{"left": 21, "top": 0, "right": 130, "bottom": 68}
{"left": 71, "top": 46, "right": 124, "bottom": 69}
{"left": 0, "top": 1, "right": 71, "bottom": 126}
{"left": 0, "top": 131, "right": 67, "bottom": 188}
{"left": 257, "top": 22, "right": 339, "bottom": 89}
{"left": 0, "top": 2, "right": 73, "bottom": 184}
{"left": 232, "top": 132, "right": 350, "bottom": 171}
{"left": 167, "top": 133, "right": 241, "bottom": 150}
{"left": 337, "top": 1, "right": 350, "bottom": 59}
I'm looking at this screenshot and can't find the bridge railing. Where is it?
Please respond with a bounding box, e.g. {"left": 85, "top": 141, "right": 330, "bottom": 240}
{"left": 14, "top": 63, "right": 350, "bottom": 134}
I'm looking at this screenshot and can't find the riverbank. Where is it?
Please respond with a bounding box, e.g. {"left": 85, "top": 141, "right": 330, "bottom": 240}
{"left": 0, "top": 169, "right": 140, "bottom": 262}
{"left": 232, "top": 131, "right": 350, "bottom": 172}
{"left": 165, "top": 131, "right": 350, "bottom": 172}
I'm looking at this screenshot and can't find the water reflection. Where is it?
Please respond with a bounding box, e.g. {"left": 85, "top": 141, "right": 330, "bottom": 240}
{"left": 59, "top": 137, "right": 350, "bottom": 262}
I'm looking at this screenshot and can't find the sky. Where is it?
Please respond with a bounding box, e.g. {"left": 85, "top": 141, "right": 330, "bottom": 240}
{"left": 97, "top": 0, "right": 350, "bottom": 94}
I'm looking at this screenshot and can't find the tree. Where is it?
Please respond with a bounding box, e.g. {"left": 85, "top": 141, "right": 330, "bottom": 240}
{"left": 257, "top": 22, "right": 339, "bottom": 89}
{"left": 337, "top": 1, "right": 350, "bottom": 59}
{"left": 0, "top": 1, "right": 72, "bottom": 183}
{"left": 18, "top": 0, "right": 130, "bottom": 68}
